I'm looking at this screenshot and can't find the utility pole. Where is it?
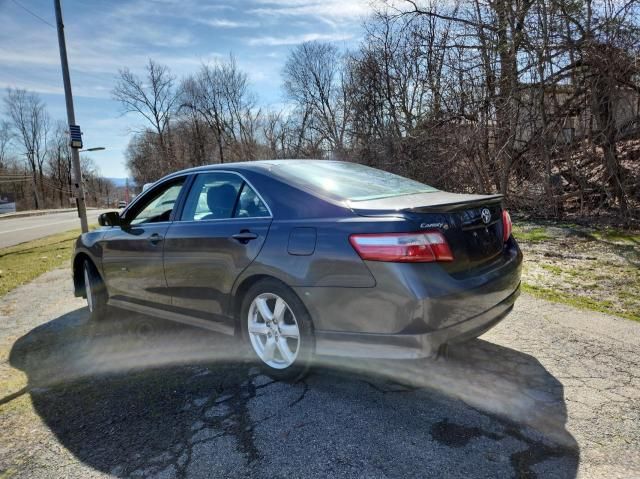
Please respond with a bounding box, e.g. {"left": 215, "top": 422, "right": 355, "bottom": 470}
{"left": 54, "top": 0, "right": 88, "bottom": 233}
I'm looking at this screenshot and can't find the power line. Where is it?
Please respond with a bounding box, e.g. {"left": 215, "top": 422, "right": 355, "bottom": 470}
{"left": 0, "top": 179, "right": 30, "bottom": 184}
{"left": 11, "top": 0, "right": 56, "bottom": 28}
{"left": 39, "top": 177, "right": 73, "bottom": 193}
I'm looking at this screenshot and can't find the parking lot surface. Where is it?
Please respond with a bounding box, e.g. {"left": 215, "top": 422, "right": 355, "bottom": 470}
{"left": 0, "top": 268, "right": 638, "bottom": 478}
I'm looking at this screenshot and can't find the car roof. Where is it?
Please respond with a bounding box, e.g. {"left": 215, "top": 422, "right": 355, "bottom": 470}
{"left": 169, "top": 159, "right": 340, "bottom": 176}
{"left": 141, "top": 159, "right": 341, "bottom": 200}
{"left": 130, "top": 159, "right": 351, "bottom": 219}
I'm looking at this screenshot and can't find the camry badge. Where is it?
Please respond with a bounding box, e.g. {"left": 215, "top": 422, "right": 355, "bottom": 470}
{"left": 420, "top": 222, "right": 449, "bottom": 230}
{"left": 481, "top": 208, "right": 491, "bottom": 224}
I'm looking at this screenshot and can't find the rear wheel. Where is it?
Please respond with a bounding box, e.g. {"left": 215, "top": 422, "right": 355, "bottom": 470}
{"left": 241, "top": 279, "right": 313, "bottom": 381}
{"left": 83, "top": 260, "right": 108, "bottom": 321}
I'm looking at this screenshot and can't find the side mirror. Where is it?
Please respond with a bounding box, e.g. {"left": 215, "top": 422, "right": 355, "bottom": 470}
{"left": 98, "top": 211, "right": 121, "bottom": 227}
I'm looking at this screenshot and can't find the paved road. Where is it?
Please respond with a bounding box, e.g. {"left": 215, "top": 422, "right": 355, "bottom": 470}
{"left": 0, "top": 209, "right": 113, "bottom": 248}
{"left": 0, "top": 269, "right": 638, "bottom": 478}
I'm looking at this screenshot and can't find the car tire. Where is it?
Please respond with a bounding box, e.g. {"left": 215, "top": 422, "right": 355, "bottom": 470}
{"left": 240, "top": 279, "right": 313, "bottom": 381}
{"left": 83, "top": 259, "right": 109, "bottom": 322}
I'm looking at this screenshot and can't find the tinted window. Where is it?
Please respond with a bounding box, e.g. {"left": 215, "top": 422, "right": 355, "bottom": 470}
{"left": 271, "top": 161, "right": 437, "bottom": 201}
{"left": 129, "top": 179, "right": 185, "bottom": 225}
{"left": 181, "top": 173, "right": 269, "bottom": 221}
{"left": 235, "top": 183, "right": 270, "bottom": 218}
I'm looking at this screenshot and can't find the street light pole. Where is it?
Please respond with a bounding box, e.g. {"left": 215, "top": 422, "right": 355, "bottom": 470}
{"left": 53, "top": 0, "right": 88, "bottom": 233}
{"left": 79, "top": 147, "right": 106, "bottom": 152}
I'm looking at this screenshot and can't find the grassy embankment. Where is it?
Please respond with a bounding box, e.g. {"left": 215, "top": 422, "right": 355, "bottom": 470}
{"left": 0, "top": 229, "right": 83, "bottom": 296}
{"left": 513, "top": 220, "right": 640, "bottom": 321}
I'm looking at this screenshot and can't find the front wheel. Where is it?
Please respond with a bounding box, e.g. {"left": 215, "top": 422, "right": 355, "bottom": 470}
{"left": 83, "top": 260, "right": 108, "bottom": 321}
{"left": 240, "top": 279, "right": 313, "bottom": 381}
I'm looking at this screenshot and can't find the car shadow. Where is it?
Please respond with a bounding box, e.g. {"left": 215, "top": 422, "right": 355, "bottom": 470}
{"left": 7, "top": 308, "right": 579, "bottom": 478}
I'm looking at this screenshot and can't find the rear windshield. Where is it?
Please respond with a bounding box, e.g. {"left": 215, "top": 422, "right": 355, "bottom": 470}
{"left": 271, "top": 161, "right": 437, "bottom": 201}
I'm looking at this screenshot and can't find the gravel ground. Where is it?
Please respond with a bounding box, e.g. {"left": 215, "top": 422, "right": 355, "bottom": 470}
{"left": 0, "top": 268, "right": 638, "bottom": 478}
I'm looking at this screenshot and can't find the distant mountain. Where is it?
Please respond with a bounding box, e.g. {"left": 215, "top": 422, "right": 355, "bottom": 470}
{"left": 106, "top": 177, "right": 132, "bottom": 187}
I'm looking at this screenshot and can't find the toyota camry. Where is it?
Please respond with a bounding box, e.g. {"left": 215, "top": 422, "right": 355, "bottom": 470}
{"left": 72, "top": 160, "right": 522, "bottom": 379}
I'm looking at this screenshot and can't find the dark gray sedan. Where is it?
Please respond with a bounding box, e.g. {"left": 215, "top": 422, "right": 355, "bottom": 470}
{"left": 73, "top": 160, "right": 522, "bottom": 379}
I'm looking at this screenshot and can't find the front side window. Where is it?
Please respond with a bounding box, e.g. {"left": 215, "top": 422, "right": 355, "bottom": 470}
{"left": 180, "top": 172, "right": 269, "bottom": 221}
{"left": 129, "top": 178, "right": 185, "bottom": 225}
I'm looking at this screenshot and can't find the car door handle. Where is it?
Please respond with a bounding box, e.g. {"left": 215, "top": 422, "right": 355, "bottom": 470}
{"left": 149, "top": 233, "right": 163, "bottom": 245}
{"left": 232, "top": 231, "right": 258, "bottom": 243}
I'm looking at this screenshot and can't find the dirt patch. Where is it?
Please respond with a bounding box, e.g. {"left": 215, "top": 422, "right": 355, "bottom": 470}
{"left": 513, "top": 220, "right": 640, "bottom": 321}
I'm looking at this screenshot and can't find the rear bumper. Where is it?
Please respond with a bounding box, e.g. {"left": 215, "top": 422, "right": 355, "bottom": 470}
{"left": 314, "top": 283, "right": 520, "bottom": 359}
{"left": 294, "top": 238, "right": 522, "bottom": 359}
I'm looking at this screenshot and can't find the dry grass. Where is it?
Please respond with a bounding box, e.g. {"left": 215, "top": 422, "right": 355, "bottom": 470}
{"left": 513, "top": 221, "right": 640, "bottom": 321}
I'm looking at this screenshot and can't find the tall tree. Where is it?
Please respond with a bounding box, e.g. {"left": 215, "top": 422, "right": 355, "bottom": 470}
{"left": 0, "top": 120, "right": 13, "bottom": 170}
{"left": 47, "top": 122, "right": 73, "bottom": 207}
{"left": 3, "top": 88, "right": 49, "bottom": 208}
{"left": 180, "top": 55, "right": 259, "bottom": 164}
{"left": 283, "top": 41, "right": 351, "bottom": 157}
{"left": 113, "top": 59, "right": 178, "bottom": 170}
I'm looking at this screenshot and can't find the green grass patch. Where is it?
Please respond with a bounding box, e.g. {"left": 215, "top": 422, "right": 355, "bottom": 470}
{"left": 590, "top": 229, "right": 640, "bottom": 244}
{"left": 512, "top": 225, "right": 552, "bottom": 242}
{"left": 0, "top": 229, "right": 83, "bottom": 296}
{"left": 521, "top": 283, "right": 640, "bottom": 322}
{"left": 540, "top": 263, "right": 563, "bottom": 275}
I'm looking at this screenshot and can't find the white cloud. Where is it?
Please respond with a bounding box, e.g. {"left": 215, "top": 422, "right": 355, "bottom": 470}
{"left": 0, "top": 0, "right": 368, "bottom": 177}
{"left": 199, "top": 18, "right": 260, "bottom": 28}
{"left": 247, "top": 32, "right": 354, "bottom": 46}
{"left": 250, "top": 0, "right": 372, "bottom": 23}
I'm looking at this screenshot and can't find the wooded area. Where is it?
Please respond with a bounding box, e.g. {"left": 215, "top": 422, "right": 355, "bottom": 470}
{"left": 3, "top": 0, "right": 639, "bottom": 223}
{"left": 1, "top": 89, "right": 115, "bottom": 211}
{"left": 119, "top": 1, "right": 640, "bottom": 224}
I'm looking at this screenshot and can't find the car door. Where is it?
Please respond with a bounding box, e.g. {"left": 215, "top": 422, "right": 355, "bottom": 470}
{"left": 163, "top": 171, "right": 272, "bottom": 319}
{"left": 101, "top": 176, "right": 187, "bottom": 306}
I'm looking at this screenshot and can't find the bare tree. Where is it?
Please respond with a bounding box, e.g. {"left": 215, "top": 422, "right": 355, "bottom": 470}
{"left": 113, "top": 59, "right": 178, "bottom": 170}
{"left": 260, "top": 107, "right": 322, "bottom": 159}
{"left": 180, "top": 72, "right": 226, "bottom": 163}
{"left": 0, "top": 120, "right": 13, "bottom": 170}
{"left": 283, "top": 41, "right": 351, "bottom": 157}
{"left": 125, "top": 130, "right": 159, "bottom": 185}
{"left": 46, "top": 122, "right": 73, "bottom": 207}
{"left": 180, "top": 55, "right": 259, "bottom": 164}
{"left": 3, "top": 88, "right": 50, "bottom": 208}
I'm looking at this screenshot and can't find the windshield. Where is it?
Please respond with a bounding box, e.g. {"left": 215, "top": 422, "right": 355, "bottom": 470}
{"left": 272, "top": 161, "right": 437, "bottom": 201}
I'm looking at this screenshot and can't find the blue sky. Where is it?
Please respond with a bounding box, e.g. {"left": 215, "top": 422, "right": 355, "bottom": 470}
{"left": 0, "top": 0, "right": 372, "bottom": 178}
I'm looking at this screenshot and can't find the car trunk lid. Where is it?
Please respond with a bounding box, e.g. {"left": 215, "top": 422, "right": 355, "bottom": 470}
{"left": 348, "top": 191, "right": 505, "bottom": 274}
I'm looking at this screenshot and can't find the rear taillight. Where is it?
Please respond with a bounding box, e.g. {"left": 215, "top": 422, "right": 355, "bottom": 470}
{"left": 349, "top": 231, "right": 454, "bottom": 262}
{"left": 502, "top": 209, "right": 512, "bottom": 242}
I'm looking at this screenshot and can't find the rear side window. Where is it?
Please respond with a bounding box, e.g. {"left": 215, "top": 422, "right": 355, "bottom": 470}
{"left": 271, "top": 161, "right": 437, "bottom": 201}
{"left": 235, "top": 183, "right": 270, "bottom": 218}
{"left": 180, "top": 172, "right": 269, "bottom": 221}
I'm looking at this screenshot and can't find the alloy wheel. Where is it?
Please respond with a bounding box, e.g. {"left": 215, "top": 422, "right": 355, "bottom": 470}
{"left": 83, "top": 265, "right": 94, "bottom": 313}
{"left": 248, "top": 293, "right": 300, "bottom": 369}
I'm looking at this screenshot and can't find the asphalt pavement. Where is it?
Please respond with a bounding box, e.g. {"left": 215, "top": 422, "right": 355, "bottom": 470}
{"left": 0, "top": 269, "right": 638, "bottom": 478}
{"left": 0, "top": 209, "right": 113, "bottom": 248}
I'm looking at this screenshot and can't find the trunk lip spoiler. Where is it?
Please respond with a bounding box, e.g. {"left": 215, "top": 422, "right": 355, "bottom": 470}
{"left": 348, "top": 194, "right": 504, "bottom": 216}
{"left": 402, "top": 194, "right": 504, "bottom": 213}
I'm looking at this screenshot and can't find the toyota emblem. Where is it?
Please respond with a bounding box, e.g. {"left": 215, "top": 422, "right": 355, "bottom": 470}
{"left": 480, "top": 208, "right": 491, "bottom": 224}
